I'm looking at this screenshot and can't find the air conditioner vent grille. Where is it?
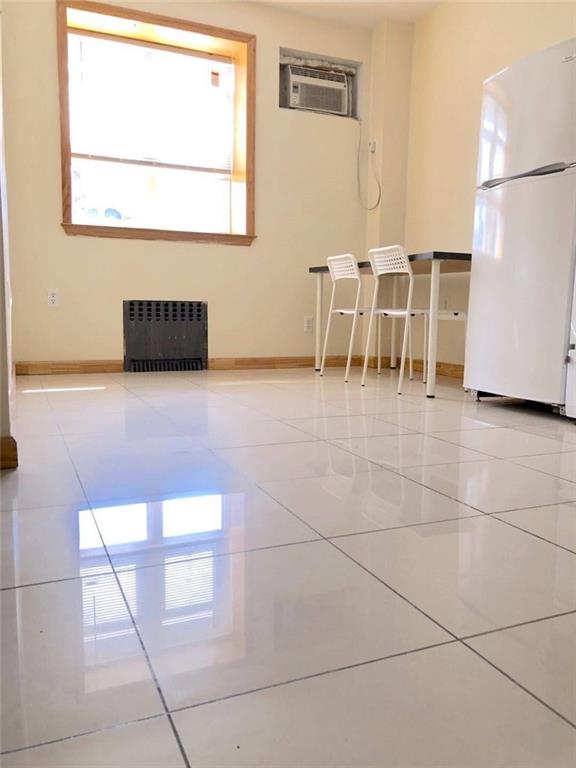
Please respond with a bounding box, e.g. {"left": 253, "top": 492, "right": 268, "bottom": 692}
{"left": 299, "top": 83, "right": 346, "bottom": 113}
{"left": 289, "top": 66, "right": 346, "bottom": 83}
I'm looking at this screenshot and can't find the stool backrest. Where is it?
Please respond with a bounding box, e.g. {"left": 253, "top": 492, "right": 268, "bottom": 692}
{"left": 327, "top": 254, "right": 360, "bottom": 282}
{"left": 369, "top": 245, "right": 412, "bottom": 277}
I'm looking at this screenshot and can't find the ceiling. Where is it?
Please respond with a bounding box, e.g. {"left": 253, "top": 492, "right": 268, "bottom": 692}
{"left": 260, "top": 2, "right": 438, "bottom": 27}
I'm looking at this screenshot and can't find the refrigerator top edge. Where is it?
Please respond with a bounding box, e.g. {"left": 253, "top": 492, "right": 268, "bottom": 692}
{"left": 482, "top": 36, "right": 576, "bottom": 86}
{"left": 477, "top": 37, "right": 576, "bottom": 185}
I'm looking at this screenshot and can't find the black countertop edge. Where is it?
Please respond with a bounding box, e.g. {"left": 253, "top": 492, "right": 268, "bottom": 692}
{"left": 308, "top": 251, "right": 472, "bottom": 273}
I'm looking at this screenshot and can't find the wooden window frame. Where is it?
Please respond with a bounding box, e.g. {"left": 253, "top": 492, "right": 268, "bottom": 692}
{"left": 56, "top": 0, "right": 256, "bottom": 245}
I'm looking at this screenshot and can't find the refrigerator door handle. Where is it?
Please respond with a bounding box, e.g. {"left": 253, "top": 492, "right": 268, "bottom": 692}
{"left": 479, "top": 162, "right": 574, "bottom": 190}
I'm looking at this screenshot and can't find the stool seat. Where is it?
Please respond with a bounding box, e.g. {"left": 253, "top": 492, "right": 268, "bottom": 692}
{"left": 320, "top": 254, "right": 365, "bottom": 383}
{"left": 375, "top": 308, "right": 428, "bottom": 317}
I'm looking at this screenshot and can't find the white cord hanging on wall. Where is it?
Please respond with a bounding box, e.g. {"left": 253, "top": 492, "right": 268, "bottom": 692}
{"left": 356, "top": 120, "right": 382, "bottom": 211}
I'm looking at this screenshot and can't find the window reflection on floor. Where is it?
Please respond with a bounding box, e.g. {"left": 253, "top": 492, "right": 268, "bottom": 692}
{"left": 78, "top": 493, "right": 245, "bottom": 684}
{"left": 162, "top": 495, "right": 222, "bottom": 538}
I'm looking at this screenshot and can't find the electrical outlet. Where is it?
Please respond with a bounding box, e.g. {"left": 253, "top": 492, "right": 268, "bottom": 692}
{"left": 368, "top": 140, "right": 377, "bottom": 154}
{"left": 303, "top": 316, "right": 313, "bottom": 334}
{"left": 47, "top": 289, "right": 59, "bottom": 307}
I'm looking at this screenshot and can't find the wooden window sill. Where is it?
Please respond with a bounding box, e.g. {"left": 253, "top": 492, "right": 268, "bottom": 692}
{"left": 61, "top": 222, "right": 256, "bottom": 245}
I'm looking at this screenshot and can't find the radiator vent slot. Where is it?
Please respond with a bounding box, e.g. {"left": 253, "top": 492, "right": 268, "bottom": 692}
{"left": 129, "top": 358, "right": 204, "bottom": 373}
{"left": 128, "top": 301, "right": 204, "bottom": 323}
{"left": 123, "top": 300, "right": 208, "bottom": 373}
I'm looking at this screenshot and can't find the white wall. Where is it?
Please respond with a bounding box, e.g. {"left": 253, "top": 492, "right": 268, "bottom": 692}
{"left": 3, "top": 0, "right": 375, "bottom": 362}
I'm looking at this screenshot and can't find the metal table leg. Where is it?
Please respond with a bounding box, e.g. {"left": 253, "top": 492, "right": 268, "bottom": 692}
{"left": 314, "top": 272, "right": 324, "bottom": 371}
{"left": 426, "top": 260, "right": 441, "bottom": 397}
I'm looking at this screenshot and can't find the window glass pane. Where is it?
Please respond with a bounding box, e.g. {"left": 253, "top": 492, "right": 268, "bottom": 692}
{"left": 79, "top": 509, "right": 102, "bottom": 550}
{"left": 82, "top": 566, "right": 136, "bottom": 631}
{"left": 68, "top": 34, "right": 234, "bottom": 171}
{"left": 71, "top": 157, "right": 231, "bottom": 233}
{"left": 164, "top": 556, "right": 214, "bottom": 611}
{"left": 88, "top": 503, "right": 147, "bottom": 546}
{"left": 162, "top": 495, "right": 223, "bottom": 538}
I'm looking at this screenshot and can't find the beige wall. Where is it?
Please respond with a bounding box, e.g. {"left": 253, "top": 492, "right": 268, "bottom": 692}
{"left": 405, "top": 1, "right": 576, "bottom": 364}
{"left": 6, "top": 1, "right": 575, "bottom": 367}
{"left": 0, "top": 6, "right": 14, "bottom": 437}
{"left": 366, "top": 19, "right": 414, "bottom": 251}
{"left": 3, "top": 1, "right": 376, "bottom": 362}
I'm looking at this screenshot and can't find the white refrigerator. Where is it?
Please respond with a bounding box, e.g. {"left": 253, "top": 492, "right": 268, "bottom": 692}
{"left": 464, "top": 38, "right": 576, "bottom": 418}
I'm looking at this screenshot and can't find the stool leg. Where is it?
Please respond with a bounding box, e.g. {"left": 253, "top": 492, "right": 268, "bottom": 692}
{"left": 361, "top": 279, "right": 379, "bottom": 387}
{"left": 344, "top": 282, "right": 361, "bottom": 383}
{"left": 398, "top": 275, "right": 414, "bottom": 396}
{"left": 377, "top": 315, "right": 382, "bottom": 375}
{"left": 422, "top": 314, "right": 428, "bottom": 384}
{"left": 320, "top": 284, "right": 335, "bottom": 377}
{"left": 408, "top": 317, "right": 414, "bottom": 380}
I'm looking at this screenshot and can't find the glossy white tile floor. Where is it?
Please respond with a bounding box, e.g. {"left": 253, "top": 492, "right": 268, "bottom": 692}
{"left": 2, "top": 368, "right": 576, "bottom": 766}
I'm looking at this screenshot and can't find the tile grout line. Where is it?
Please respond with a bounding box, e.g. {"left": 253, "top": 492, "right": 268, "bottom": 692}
{"left": 4, "top": 493, "right": 573, "bottom": 593}
{"left": 460, "top": 608, "right": 576, "bottom": 641}
{"left": 0, "top": 535, "right": 325, "bottom": 592}
{"left": 9, "top": 375, "right": 576, "bottom": 755}
{"left": 507, "top": 454, "right": 576, "bottom": 485}
{"left": 331, "top": 535, "right": 576, "bottom": 732}
{"left": 58, "top": 437, "right": 192, "bottom": 768}
{"left": 388, "top": 458, "right": 576, "bottom": 521}
{"left": 254, "top": 479, "right": 462, "bottom": 642}
{"left": 255, "top": 478, "right": 576, "bottom": 732}
{"left": 461, "top": 640, "right": 576, "bottom": 730}
{"left": 91, "top": 506, "right": 192, "bottom": 768}
{"left": 0, "top": 713, "right": 170, "bottom": 758}
{"left": 489, "top": 513, "right": 576, "bottom": 556}
{"left": 168, "top": 638, "right": 459, "bottom": 716}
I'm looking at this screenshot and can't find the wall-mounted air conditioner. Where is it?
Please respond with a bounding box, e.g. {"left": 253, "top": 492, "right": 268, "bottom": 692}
{"left": 285, "top": 65, "right": 349, "bottom": 116}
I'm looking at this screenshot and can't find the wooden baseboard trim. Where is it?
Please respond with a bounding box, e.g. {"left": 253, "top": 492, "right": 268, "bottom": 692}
{"left": 15, "top": 357, "right": 464, "bottom": 378}
{"left": 1, "top": 435, "right": 18, "bottom": 469}
{"left": 207, "top": 355, "right": 366, "bottom": 370}
{"left": 407, "top": 358, "right": 464, "bottom": 379}
{"left": 16, "top": 360, "right": 124, "bottom": 375}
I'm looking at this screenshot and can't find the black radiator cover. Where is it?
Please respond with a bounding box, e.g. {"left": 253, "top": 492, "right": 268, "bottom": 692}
{"left": 123, "top": 300, "right": 208, "bottom": 372}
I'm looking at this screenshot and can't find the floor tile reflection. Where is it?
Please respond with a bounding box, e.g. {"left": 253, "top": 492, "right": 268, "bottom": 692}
{"left": 6, "top": 369, "right": 576, "bottom": 765}
{"left": 335, "top": 516, "right": 576, "bottom": 636}
{"left": 1, "top": 573, "right": 164, "bottom": 751}
{"left": 131, "top": 540, "right": 449, "bottom": 710}
{"left": 1, "top": 505, "right": 110, "bottom": 589}
{"left": 1, "top": 717, "right": 185, "bottom": 768}
{"left": 262, "top": 470, "right": 478, "bottom": 537}
{"left": 173, "top": 643, "right": 576, "bottom": 767}
{"left": 468, "top": 612, "right": 576, "bottom": 723}
{"left": 92, "top": 486, "right": 318, "bottom": 570}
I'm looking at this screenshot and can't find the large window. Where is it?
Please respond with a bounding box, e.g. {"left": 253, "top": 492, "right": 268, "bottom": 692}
{"left": 57, "top": 1, "right": 256, "bottom": 244}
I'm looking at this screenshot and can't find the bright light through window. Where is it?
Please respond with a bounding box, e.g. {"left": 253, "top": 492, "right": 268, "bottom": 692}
{"left": 79, "top": 509, "right": 102, "bottom": 550}
{"left": 162, "top": 495, "right": 223, "bottom": 538}
{"left": 88, "top": 503, "right": 148, "bottom": 547}
{"left": 58, "top": 3, "right": 255, "bottom": 242}
{"left": 68, "top": 35, "right": 234, "bottom": 232}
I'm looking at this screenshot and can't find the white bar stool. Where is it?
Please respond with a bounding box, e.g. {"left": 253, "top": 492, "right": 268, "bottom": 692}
{"left": 320, "top": 254, "right": 370, "bottom": 383}
{"left": 361, "top": 245, "right": 428, "bottom": 394}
